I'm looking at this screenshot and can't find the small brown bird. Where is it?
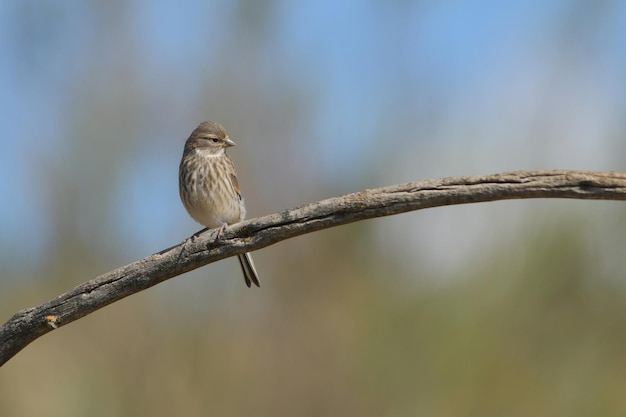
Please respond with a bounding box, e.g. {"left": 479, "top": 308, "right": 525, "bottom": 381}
{"left": 179, "top": 121, "right": 260, "bottom": 287}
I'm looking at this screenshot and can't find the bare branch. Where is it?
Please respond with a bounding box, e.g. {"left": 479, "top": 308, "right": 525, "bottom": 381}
{"left": 2, "top": 170, "right": 626, "bottom": 365}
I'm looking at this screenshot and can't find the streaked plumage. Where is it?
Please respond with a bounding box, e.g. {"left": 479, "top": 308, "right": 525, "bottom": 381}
{"left": 179, "top": 121, "right": 260, "bottom": 288}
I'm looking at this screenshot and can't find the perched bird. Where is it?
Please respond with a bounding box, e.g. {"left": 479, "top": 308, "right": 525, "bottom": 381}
{"left": 179, "top": 121, "right": 260, "bottom": 287}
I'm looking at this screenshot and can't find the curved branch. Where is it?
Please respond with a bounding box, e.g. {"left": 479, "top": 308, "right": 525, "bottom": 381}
{"left": 2, "top": 170, "right": 626, "bottom": 365}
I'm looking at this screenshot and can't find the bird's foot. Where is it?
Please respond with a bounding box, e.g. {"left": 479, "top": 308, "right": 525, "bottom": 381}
{"left": 215, "top": 223, "right": 228, "bottom": 240}
{"left": 190, "top": 227, "right": 209, "bottom": 241}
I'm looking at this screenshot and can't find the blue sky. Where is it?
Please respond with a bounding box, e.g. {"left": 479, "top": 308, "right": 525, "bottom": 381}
{"left": 1, "top": 1, "right": 625, "bottom": 276}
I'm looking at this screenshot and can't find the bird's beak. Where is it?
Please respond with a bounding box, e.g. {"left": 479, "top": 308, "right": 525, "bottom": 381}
{"left": 225, "top": 137, "right": 236, "bottom": 147}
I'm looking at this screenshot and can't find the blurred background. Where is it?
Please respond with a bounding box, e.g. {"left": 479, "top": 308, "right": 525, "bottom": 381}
{"left": 2, "top": 0, "right": 626, "bottom": 415}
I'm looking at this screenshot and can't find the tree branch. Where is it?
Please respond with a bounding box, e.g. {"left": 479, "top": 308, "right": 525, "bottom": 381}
{"left": 2, "top": 170, "right": 626, "bottom": 366}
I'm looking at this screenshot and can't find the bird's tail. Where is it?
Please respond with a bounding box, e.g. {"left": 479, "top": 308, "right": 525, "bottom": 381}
{"left": 238, "top": 252, "right": 260, "bottom": 288}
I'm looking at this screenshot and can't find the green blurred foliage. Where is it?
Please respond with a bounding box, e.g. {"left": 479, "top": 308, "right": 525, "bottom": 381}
{"left": 3, "top": 218, "right": 626, "bottom": 416}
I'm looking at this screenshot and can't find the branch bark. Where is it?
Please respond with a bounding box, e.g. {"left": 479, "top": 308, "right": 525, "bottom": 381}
{"left": 2, "top": 170, "right": 626, "bottom": 366}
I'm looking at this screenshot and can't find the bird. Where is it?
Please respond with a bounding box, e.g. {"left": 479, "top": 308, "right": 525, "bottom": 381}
{"left": 179, "top": 121, "right": 260, "bottom": 288}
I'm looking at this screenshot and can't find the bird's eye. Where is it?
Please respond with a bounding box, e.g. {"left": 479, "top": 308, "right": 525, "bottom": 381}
{"left": 210, "top": 137, "right": 219, "bottom": 143}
